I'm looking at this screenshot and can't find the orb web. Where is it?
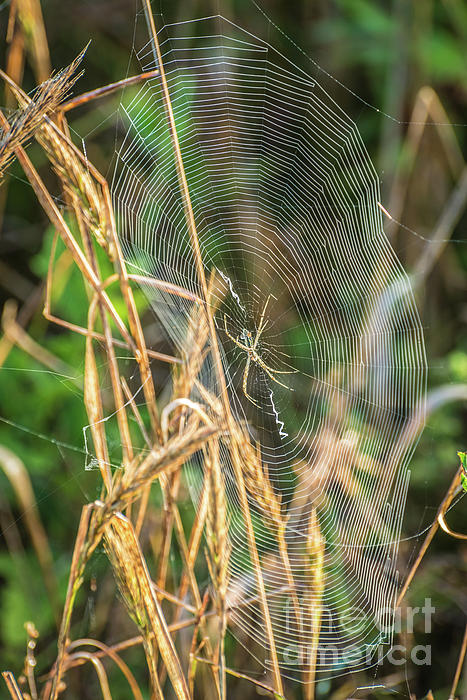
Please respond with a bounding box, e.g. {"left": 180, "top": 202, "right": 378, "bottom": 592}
{"left": 111, "top": 15, "right": 427, "bottom": 681}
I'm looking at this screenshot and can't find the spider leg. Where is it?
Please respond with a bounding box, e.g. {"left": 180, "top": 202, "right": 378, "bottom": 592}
{"left": 256, "top": 356, "right": 297, "bottom": 375}
{"left": 266, "top": 367, "right": 298, "bottom": 374}
{"left": 242, "top": 355, "right": 260, "bottom": 407}
{"left": 253, "top": 294, "right": 273, "bottom": 350}
{"left": 256, "top": 358, "right": 295, "bottom": 391}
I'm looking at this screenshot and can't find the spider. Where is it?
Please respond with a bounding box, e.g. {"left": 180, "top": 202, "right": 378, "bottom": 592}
{"left": 223, "top": 295, "right": 297, "bottom": 407}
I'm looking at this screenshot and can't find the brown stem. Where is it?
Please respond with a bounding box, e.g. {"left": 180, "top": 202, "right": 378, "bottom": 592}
{"left": 140, "top": 3, "right": 284, "bottom": 692}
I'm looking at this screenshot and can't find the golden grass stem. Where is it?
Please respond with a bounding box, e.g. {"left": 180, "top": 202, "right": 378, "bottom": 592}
{"left": 49, "top": 503, "right": 96, "bottom": 700}
{"left": 303, "top": 509, "right": 325, "bottom": 700}
{"left": 448, "top": 622, "right": 467, "bottom": 700}
{"left": 61, "top": 70, "right": 159, "bottom": 112}
{"left": 79, "top": 215, "right": 133, "bottom": 471}
{"left": 1, "top": 299, "right": 78, "bottom": 384}
{"left": 396, "top": 463, "right": 465, "bottom": 606}
{"left": 141, "top": 3, "right": 284, "bottom": 691}
{"left": 65, "top": 652, "right": 112, "bottom": 700}
{"left": 2, "top": 671, "right": 24, "bottom": 700}
{"left": 66, "top": 639, "right": 144, "bottom": 700}
{"left": 84, "top": 298, "right": 112, "bottom": 489}
{"left": 0, "top": 445, "right": 60, "bottom": 623}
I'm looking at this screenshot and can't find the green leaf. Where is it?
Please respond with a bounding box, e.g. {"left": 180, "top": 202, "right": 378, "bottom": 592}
{"left": 458, "top": 451, "right": 467, "bottom": 472}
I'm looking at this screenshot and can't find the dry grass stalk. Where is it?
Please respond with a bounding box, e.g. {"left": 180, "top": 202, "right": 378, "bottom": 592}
{"left": 23, "top": 622, "right": 39, "bottom": 700}
{"left": 173, "top": 460, "right": 212, "bottom": 636}
{"left": 188, "top": 591, "right": 210, "bottom": 696}
{"left": 60, "top": 70, "right": 159, "bottom": 112}
{"left": 44, "top": 243, "right": 184, "bottom": 366}
{"left": 84, "top": 297, "right": 112, "bottom": 489}
{"left": 448, "top": 622, "right": 467, "bottom": 700}
{"left": 159, "top": 285, "right": 214, "bottom": 590}
{"left": 47, "top": 503, "right": 96, "bottom": 700}
{"left": 232, "top": 426, "right": 302, "bottom": 634}
{"left": 158, "top": 276, "right": 220, "bottom": 640}
{"left": 396, "top": 460, "right": 466, "bottom": 606}
{"left": 142, "top": 2, "right": 285, "bottom": 691}
{"left": 302, "top": 509, "right": 325, "bottom": 700}
{"left": 205, "top": 438, "right": 230, "bottom": 699}
{"left": 2, "top": 671, "right": 25, "bottom": 700}
{"left": 0, "top": 445, "right": 59, "bottom": 622}
{"left": 78, "top": 214, "right": 134, "bottom": 473}
{"left": 66, "top": 651, "right": 113, "bottom": 700}
{"left": 12, "top": 0, "right": 51, "bottom": 82}
{"left": 65, "top": 639, "right": 144, "bottom": 700}
{"left": 194, "top": 656, "right": 283, "bottom": 698}
{"left": 1, "top": 298, "right": 77, "bottom": 382}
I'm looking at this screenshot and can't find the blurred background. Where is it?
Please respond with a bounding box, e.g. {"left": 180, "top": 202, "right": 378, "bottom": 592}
{"left": 0, "top": 0, "right": 466, "bottom": 698}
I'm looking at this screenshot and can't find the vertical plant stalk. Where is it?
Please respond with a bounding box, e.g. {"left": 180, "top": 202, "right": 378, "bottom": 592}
{"left": 396, "top": 462, "right": 465, "bottom": 606}
{"left": 141, "top": 2, "right": 284, "bottom": 693}
{"left": 84, "top": 297, "right": 112, "bottom": 488}
{"left": 0, "top": 445, "right": 60, "bottom": 622}
{"left": 76, "top": 209, "right": 133, "bottom": 472}
{"left": 2, "top": 672, "right": 25, "bottom": 700}
{"left": 14, "top": 0, "right": 51, "bottom": 82}
{"left": 448, "top": 622, "right": 467, "bottom": 700}
{"left": 205, "top": 439, "right": 230, "bottom": 700}
{"left": 240, "top": 439, "right": 302, "bottom": 635}
{"left": 303, "top": 509, "right": 325, "bottom": 700}
{"left": 49, "top": 503, "right": 96, "bottom": 700}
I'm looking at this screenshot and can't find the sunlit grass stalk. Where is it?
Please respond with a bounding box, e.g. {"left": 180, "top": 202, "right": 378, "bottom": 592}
{"left": 205, "top": 438, "right": 230, "bottom": 699}
{"left": 141, "top": 2, "right": 284, "bottom": 692}
{"left": 237, "top": 434, "right": 302, "bottom": 635}
{"left": 303, "top": 509, "right": 325, "bottom": 700}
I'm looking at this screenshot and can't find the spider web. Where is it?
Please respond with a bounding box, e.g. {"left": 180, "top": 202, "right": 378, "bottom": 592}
{"left": 111, "top": 13, "right": 427, "bottom": 682}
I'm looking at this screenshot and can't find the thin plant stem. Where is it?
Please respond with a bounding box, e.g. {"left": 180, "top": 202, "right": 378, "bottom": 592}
{"left": 141, "top": 2, "right": 284, "bottom": 692}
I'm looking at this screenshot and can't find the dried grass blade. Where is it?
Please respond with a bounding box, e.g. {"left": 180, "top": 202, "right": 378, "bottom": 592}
{"left": 0, "top": 445, "right": 59, "bottom": 621}
{"left": 84, "top": 299, "right": 111, "bottom": 490}
{"left": 48, "top": 503, "right": 103, "bottom": 700}
{"left": 61, "top": 70, "right": 159, "bottom": 112}
{"left": 2, "top": 671, "right": 24, "bottom": 700}
{"left": 67, "top": 639, "right": 144, "bottom": 700}
{"left": 448, "top": 622, "right": 467, "bottom": 700}
{"left": 66, "top": 652, "right": 112, "bottom": 700}
{"left": 205, "top": 439, "right": 229, "bottom": 700}
{"left": 303, "top": 509, "right": 325, "bottom": 700}
{"left": 1, "top": 299, "right": 77, "bottom": 381}
{"left": 15, "top": 0, "right": 51, "bottom": 82}
{"left": 141, "top": 3, "right": 284, "bottom": 690}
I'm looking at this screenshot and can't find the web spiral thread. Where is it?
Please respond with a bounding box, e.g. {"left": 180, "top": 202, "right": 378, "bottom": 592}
{"left": 111, "top": 15, "right": 427, "bottom": 681}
